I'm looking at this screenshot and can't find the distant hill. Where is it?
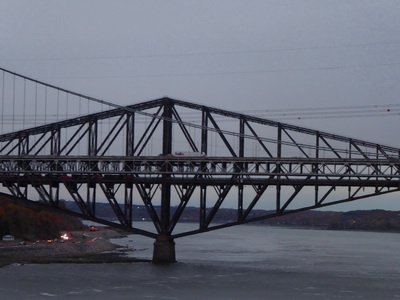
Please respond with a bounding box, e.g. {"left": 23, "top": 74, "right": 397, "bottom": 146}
{"left": 0, "top": 193, "right": 85, "bottom": 241}
{"left": 1, "top": 194, "right": 399, "bottom": 238}
{"left": 64, "top": 201, "right": 400, "bottom": 232}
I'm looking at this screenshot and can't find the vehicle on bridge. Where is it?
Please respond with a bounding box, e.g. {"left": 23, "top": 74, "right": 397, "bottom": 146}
{"left": 173, "top": 151, "right": 206, "bottom": 157}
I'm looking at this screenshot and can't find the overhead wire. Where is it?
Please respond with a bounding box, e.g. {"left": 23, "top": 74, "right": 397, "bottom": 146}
{"left": 26, "top": 61, "right": 399, "bottom": 81}
{"left": 1, "top": 41, "right": 400, "bottom": 62}
{"left": 1, "top": 41, "right": 399, "bottom": 80}
{"left": 1, "top": 104, "right": 400, "bottom": 124}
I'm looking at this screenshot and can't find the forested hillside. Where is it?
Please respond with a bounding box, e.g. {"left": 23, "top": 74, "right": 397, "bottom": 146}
{"left": 66, "top": 201, "right": 400, "bottom": 232}
{"left": 0, "top": 193, "right": 85, "bottom": 241}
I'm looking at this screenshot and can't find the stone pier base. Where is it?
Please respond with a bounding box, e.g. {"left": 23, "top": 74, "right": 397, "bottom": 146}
{"left": 152, "top": 234, "right": 176, "bottom": 263}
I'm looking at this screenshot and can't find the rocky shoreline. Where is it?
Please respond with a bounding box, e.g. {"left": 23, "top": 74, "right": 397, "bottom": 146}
{"left": 0, "top": 228, "right": 150, "bottom": 266}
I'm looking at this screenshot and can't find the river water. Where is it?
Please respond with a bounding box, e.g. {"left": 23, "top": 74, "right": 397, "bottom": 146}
{"left": 0, "top": 223, "right": 399, "bottom": 299}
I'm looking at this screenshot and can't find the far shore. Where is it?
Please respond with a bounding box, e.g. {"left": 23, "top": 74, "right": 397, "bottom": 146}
{"left": 0, "top": 228, "right": 150, "bottom": 267}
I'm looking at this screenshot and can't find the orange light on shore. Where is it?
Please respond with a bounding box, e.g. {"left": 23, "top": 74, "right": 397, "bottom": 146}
{"left": 60, "top": 233, "right": 70, "bottom": 240}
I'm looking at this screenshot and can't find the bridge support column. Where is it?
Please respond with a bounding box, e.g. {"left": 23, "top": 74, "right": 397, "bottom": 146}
{"left": 152, "top": 234, "right": 176, "bottom": 263}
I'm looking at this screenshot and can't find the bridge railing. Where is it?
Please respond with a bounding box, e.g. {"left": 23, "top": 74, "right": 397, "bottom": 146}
{"left": 1, "top": 155, "right": 400, "bottom": 183}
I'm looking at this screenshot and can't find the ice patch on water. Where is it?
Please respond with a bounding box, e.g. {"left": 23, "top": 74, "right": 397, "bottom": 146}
{"left": 66, "top": 291, "right": 82, "bottom": 295}
{"left": 111, "top": 286, "right": 133, "bottom": 290}
{"left": 338, "top": 289, "right": 355, "bottom": 294}
{"left": 213, "top": 274, "right": 231, "bottom": 278}
{"left": 65, "top": 288, "right": 103, "bottom": 295}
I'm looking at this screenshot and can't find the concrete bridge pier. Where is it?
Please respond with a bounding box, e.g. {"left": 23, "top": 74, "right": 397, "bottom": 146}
{"left": 152, "top": 234, "right": 176, "bottom": 263}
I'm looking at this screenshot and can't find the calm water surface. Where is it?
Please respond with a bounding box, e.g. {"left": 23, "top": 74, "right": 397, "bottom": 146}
{"left": 0, "top": 224, "right": 399, "bottom": 299}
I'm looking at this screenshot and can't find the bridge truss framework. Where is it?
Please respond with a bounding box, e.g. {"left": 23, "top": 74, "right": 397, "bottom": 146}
{"left": 1, "top": 68, "right": 400, "bottom": 262}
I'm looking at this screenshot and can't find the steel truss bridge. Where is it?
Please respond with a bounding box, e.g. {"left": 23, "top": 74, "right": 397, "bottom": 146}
{"left": 1, "top": 67, "right": 400, "bottom": 262}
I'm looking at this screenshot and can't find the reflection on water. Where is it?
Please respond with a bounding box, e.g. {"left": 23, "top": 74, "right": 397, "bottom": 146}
{"left": 114, "top": 223, "right": 400, "bottom": 275}
{"left": 1, "top": 223, "right": 399, "bottom": 299}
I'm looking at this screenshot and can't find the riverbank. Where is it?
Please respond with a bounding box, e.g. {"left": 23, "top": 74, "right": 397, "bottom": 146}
{"left": 0, "top": 228, "right": 150, "bottom": 266}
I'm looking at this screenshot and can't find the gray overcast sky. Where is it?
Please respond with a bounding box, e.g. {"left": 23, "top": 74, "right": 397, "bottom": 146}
{"left": 1, "top": 0, "right": 400, "bottom": 210}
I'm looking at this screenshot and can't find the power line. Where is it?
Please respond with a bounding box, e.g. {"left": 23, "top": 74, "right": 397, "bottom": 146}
{"left": 244, "top": 103, "right": 400, "bottom": 113}
{"left": 31, "top": 61, "right": 400, "bottom": 81}
{"left": 1, "top": 41, "right": 400, "bottom": 62}
{"left": 3, "top": 100, "right": 400, "bottom": 123}
{"left": 2, "top": 107, "right": 400, "bottom": 124}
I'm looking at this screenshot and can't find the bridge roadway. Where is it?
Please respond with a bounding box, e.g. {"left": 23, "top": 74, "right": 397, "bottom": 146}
{"left": 1, "top": 155, "right": 400, "bottom": 187}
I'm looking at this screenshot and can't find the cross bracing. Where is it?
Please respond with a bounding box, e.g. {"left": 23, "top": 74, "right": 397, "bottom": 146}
{"left": 1, "top": 67, "right": 400, "bottom": 261}
{"left": 1, "top": 96, "right": 400, "bottom": 237}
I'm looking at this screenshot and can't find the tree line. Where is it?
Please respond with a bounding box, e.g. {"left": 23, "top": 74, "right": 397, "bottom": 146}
{"left": 0, "top": 194, "right": 85, "bottom": 241}
{"left": 66, "top": 201, "right": 400, "bottom": 232}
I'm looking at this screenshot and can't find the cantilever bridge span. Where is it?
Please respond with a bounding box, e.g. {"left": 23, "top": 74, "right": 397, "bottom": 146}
{"left": 1, "top": 67, "right": 400, "bottom": 262}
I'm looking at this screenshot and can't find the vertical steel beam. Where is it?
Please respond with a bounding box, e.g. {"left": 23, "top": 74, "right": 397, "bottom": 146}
{"left": 199, "top": 183, "right": 207, "bottom": 229}
{"left": 51, "top": 128, "right": 60, "bottom": 155}
{"left": 161, "top": 99, "right": 173, "bottom": 232}
{"left": 200, "top": 108, "right": 208, "bottom": 228}
{"left": 276, "top": 124, "right": 282, "bottom": 214}
{"left": 126, "top": 113, "right": 135, "bottom": 156}
{"left": 239, "top": 117, "right": 245, "bottom": 158}
{"left": 124, "top": 184, "right": 133, "bottom": 225}
{"left": 315, "top": 132, "right": 320, "bottom": 205}
{"left": 88, "top": 119, "right": 98, "bottom": 156}
{"left": 201, "top": 107, "right": 208, "bottom": 154}
{"left": 18, "top": 134, "right": 29, "bottom": 155}
{"left": 86, "top": 119, "right": 98, "bottom": 217}
{"left": 238, "top": 179, "right": 244, "bottom": 221}
{"left": 87, "top": 180, "right": 96, "bottom": 216}
{"left": 153, "top": 98, "right": 176, "bottom": 263}
{"left": 238, "top": 117, "right": 245, "bottom": 220}
{"left": 348, "top": 140, "right": 352, "bottom": 197}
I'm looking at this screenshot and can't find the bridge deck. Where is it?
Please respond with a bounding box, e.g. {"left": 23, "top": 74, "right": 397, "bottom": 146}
{"left": 1, "top": 156, "right": 400, "bottom": 186}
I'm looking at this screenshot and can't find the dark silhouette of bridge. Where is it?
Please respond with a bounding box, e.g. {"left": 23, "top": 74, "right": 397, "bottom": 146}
{"left": 1, "top": 67, "right": 400, "bottom": 262}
